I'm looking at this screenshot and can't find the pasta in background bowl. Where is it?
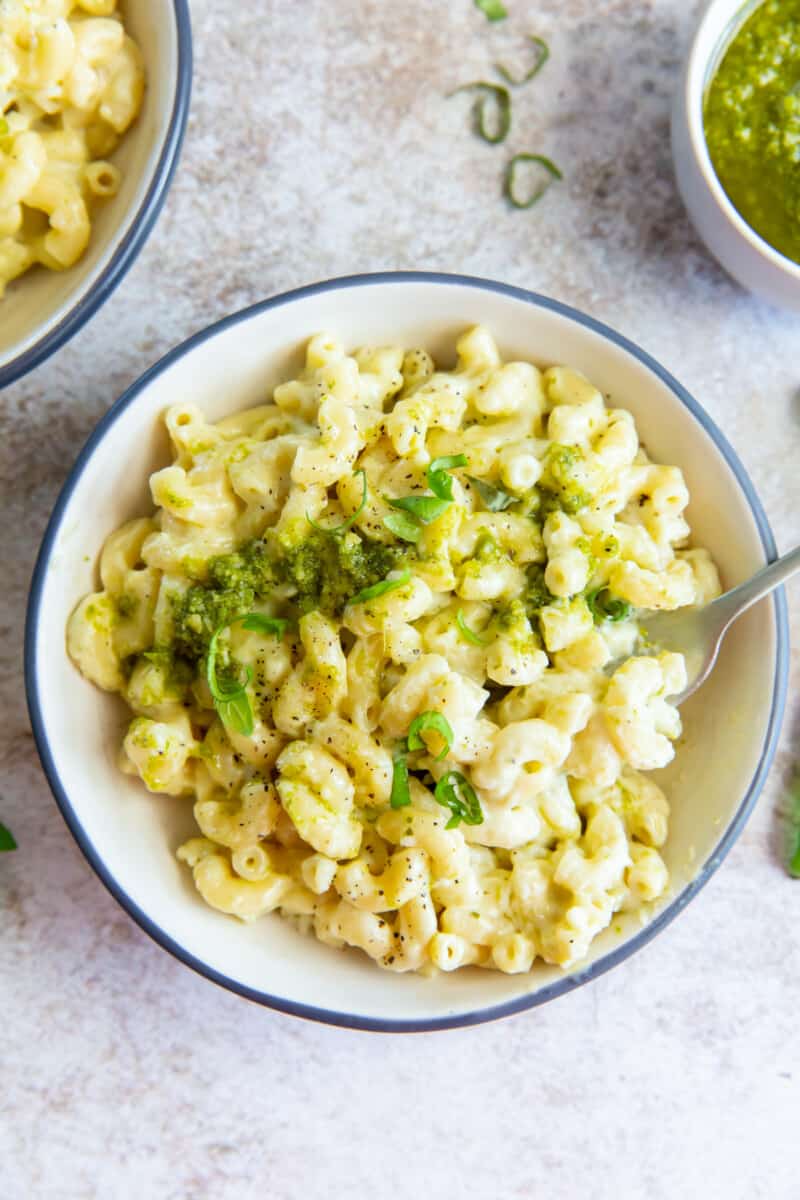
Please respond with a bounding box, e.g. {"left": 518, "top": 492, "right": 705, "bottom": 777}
{"left": 0, "top": 0, "right": 191, "bottom": 388}
{"left": 26, "top": 274, "right": 788, "bottom": 1029}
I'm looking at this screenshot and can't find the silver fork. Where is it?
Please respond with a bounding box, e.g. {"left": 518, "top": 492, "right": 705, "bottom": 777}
{"left": 635, "top": 544, "right": 800, "bottom": 703}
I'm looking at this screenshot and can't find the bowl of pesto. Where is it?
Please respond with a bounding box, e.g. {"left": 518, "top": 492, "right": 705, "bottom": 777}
{"left": 672, "top": 0, "right": 800, "bottom": 309}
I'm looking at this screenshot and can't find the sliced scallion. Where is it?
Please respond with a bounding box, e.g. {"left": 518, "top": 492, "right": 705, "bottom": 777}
{"left": 427, "top": 454, "right": 468, "bottom": 501}
{"left": 496, "top": 35, "right": 550, "bottom": 85}
{"left": 348, "top": 569, "right": 412, "bottom": 607}
{"left": 307, "top": 469, "right": 368, "bottom": 534}
{"left": 434, "top": 771, "right": 484, "bottom": 829}
{"left": 456, "top": 609, "right": 488, "bottom": 646}
{"left": 467, "top": 475, "right": 516, "bottom": 511}
{"left": 383, "top": 512, "right": 422, "bottom": 543}
{"left": 407, "top": 712, "right": 454, "bottom": 761}
{"left": 450, "top": 82, "right": 512, "bottom": 144}
{"left": 504, "top": 153, "right": 562, "bottom": 209}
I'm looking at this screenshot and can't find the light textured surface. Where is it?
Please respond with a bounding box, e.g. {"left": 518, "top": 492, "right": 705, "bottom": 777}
{"left": 1, "top": 1, "right": 798, "bottom": 1197}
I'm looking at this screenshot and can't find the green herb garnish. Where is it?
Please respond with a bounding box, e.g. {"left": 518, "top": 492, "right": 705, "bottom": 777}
{"left": 496, "top": 35, "right": 550, "bottom": 85}
{"left": 505, "top": 153, "right": 562, "bottom": 209}
{"left": 383, "top": 512, "right": 422, "bottom": 543}
{"left": 522, "top": 563, "right": 554, "bottom": 615}
{"left": 206, "top": 622, "right": 254, "bottom": 736}
{"left": 434, "top": 771, "right": 484, "bottom": 829}
{"left": 388, "top": 495, "right": 451, "bottom": 523}
{"left": 390, "top": 755, "right": 411, "bottom": 809}
{"left": 586, "top": 587, "right": 632, "bottom": 624}
{"left": 450, "top": 82, "right": 512, "bottom": 144}
{"left": 474, "top": 0, "right": 507, "bottom": 20}
{"left": 348, "top": 568, "right": 412, "bottom": 607}
{"left": 467, "top": 475, "right": 516, "bottom": 511}
{"left": 206, "top": 608, "right": 288, "bottom": 735}
{"left": 456, "top": 608, "right": 488, "bottom": 646}
{"left": 240, "top": 613, "right": 290, "bottom": 638}
{"left": 407, "top": 712, "right": 454, "bottom": 761}
{"left": 0, "top": 822, "right": 17, "bottom": 852}
{"left": 785, "top": 774, "right": 800, "bottom": 878}
{"left": 307, "top": 469, "right": 368, "bottom": 534}
{"left": 428, "top": 454, "right": 468, "bottom": 501}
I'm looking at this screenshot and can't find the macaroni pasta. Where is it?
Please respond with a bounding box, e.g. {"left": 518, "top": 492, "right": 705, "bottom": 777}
{"left": 67, "top": 327, "right": 721, "bottom": 975}
{"left": 0, "top": 0, "right": 144, "bottom": 297}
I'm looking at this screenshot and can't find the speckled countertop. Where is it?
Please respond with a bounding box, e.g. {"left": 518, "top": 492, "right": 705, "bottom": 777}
{"left": 1, "top": 1, "right": 798, "bottom": 1196}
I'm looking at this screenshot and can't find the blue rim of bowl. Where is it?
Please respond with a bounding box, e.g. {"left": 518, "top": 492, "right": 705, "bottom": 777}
{"left": 25, "top": 272, "right": 790, "bottom": 1033}
{"left": 0, "top": 0, "right": 193, "bottom": 391}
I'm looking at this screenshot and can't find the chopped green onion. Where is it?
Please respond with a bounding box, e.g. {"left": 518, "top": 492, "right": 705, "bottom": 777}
{"left": 388, "top": 495, "right": 451, "bottom": 523}
{"left": 787, "top": 775, "right": 800, "bottom": 878}
{"left": 434, "top": 771, "right": 484, "bottom": 829}
{"left": 505, "top": 153, "right": 563, "bottom": 209}
{"left": 348, "top": 568, "right": 412, "bottom": 607}
{"left": 0, "top": 822, "right": 17, "bottom": 852}
{"left": 390, "top": 755, "right": 411, "bottom": 809}
{"left": 449, "top": 82, "right": 511, "bottom": 144}
{"left": 307, "top": 469, "right": 368, "bottom": 533}
{"left": 467, "top": 475, "right": 516, "bottom": 511}
{"left": 474, "top": 0, "right": 507, "bottom": 20}
{"left": 428, "top": 454, "right": 468, "bottom": 501}
{"left": 206, "top": 622, "right": 254, "bottom": 736}
{"left": 383, "top": 512, "right": 422, "bottom": 543}
{"left": 407, "top": 712, "right": 454, "bottom": 761}
{"left": 456, "top": 608, "right": 488, "bottom": 646}
{"left": 496, "top": 35, "right": 550, "bottom": 85}
{"left": 586, "top": 587, "right": 632, "bottom": 624}
{"left": 240, "top": 613, "right": 290, "bottom": 638}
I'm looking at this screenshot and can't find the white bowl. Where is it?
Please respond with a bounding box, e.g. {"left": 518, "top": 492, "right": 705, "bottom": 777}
{"left": 0, "top": 0, "right": 192, "bottom": 389}
{"left": 672, "top": 0, "right": 800, "bottom": 310}
{"left": 25, "top": 274, "right": 789, "bottom": 1031}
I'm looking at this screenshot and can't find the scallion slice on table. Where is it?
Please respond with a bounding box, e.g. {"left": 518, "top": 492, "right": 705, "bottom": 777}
{"left": 449, "top": 82, "right": 512, "bottom": 144}
{"left": 504, "top": 153, "right": 562, "bottom": 209}
{"left": 474, "top": 0, "right": 507, "bottom": 21}
{"left": 0, "top": 822, "right": 17, "bottom": 852}
{"left": 496, "top": 35, "right": 550, "bottom": 85}
{"left": 786, "top": 775, "right": 800, "bottom": 878}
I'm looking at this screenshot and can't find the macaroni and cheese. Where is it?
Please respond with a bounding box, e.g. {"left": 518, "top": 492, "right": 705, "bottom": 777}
{"left": 0, "top": 0, "right": 144, "bottom": 298}
{"left": 67, "top": 328, "right": 721, "bottom": 975}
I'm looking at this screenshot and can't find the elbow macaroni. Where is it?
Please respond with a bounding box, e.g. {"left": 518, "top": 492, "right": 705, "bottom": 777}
{"left": 67, "top": 327, "right": 721, "bottom": 976}
{"left": 0, "top": 0, "right": 144, "bottom": 297}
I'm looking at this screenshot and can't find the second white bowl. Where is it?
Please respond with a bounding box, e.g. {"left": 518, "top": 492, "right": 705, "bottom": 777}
{"left": 0, "top": 0, "right": 192, "bottom": 389}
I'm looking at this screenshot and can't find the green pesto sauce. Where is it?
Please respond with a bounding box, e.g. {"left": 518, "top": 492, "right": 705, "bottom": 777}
{"left": 537, "top": 444, "right": 591, "bottom": 515}
{"left": 169, "top": 529, "right": 404, "bottom": 664}
{"left": 521, "top": 562, "right": 554, "bottom": 617}
{"left": 704, "top": 0, "right": 800, "bottom": 264}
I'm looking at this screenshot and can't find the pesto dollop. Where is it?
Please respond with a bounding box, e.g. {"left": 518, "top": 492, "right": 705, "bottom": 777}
{"left": 704, "top": 0, "right": 800, "bottom": 264}
{"left": 169, "top": 529, "right": 404, "bottom": 665}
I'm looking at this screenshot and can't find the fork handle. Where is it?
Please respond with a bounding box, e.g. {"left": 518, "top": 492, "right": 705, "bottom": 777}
{"left": 713, "top": 543, "right": 800, "bottom": 628}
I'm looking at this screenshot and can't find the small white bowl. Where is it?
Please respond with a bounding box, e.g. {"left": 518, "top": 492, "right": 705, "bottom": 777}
{"left": 0, "top": 0, "right": 192, "bottom": 389}
{"left": 25, "top": 274, "right": 789, "bottom": 1031}
{"left": 672, "top": 0, "right": 800, "bottom": 310}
